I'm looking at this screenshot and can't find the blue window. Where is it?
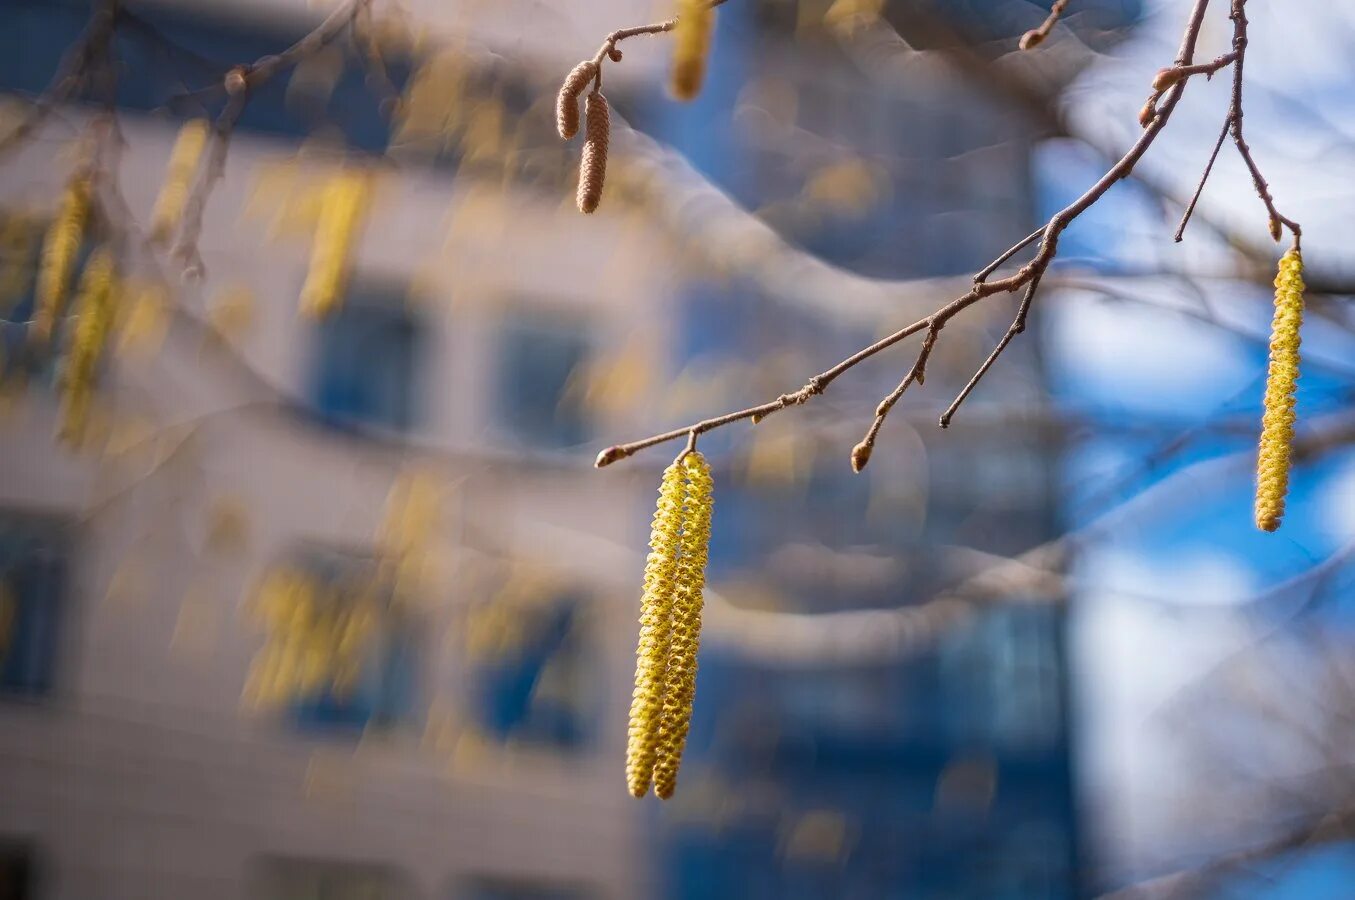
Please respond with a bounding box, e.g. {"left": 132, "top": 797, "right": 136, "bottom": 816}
{"left": 496, "top": 317, "right": 591, "bottom": 449}
{"left": 470, "top": 594, "right": 595, "bottom": 751}
{"left": 309, "top": 286, "right": 421, "bottom": 433}
{"left": 0, "top": 514, "right": 69, "bottom": 699}
{"left": 266, "top": 549, "right": 420, "bottom": 733}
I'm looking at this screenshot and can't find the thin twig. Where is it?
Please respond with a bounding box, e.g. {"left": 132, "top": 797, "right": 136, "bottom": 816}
{"left": 597, "top": 0, "right": 1215, "bottom": 468}
{"left": 850, "top": 323, "right": 940, "bottom": 472}
{"left": 1175, "top": 113, "right": 1231, "bottom": 242}
{"left": 1019, "top": 0, "right": 1071, "bottom": 50}
{"left": 939, "top": 269, "right": 1043, "bottom": 429}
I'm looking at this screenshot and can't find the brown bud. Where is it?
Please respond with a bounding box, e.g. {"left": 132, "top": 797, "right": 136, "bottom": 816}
{"left": 577, "top": 91, "right": 610, "bottom": 214}
{"left": 1268, "top": 216, "right": 1282, "bottom": 243}
{"left": 1018, "top": 29, "right": 1045, "bottom": 50}
{"left": 850, "top": 441, "right": 872, "bottom": 473}
{"left": 595, "top": 445, "right": 628, "bottom": 468}
{"left": 224, "top": 67, "right": 249, "bottom": 95}
{"left": 556, "top": 60, "right": 597, "bottom": 140}
{"left": 1138, "top": 99, "right": 1158, "bottom": 129}
{"left": 1152, "top": 67, "right": 1182, "bottom": 92}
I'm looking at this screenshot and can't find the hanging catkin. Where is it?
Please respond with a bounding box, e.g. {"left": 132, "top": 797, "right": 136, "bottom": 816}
{"left": 59, "top": 247, "right": 117, "bottom": 444}
{"left": 626, "top": 460, "right": 684, "bottom": 797}
{"left": 652, "top": 451, "right": 712, "bottom": 800}
{"left": 150, "top": 119, "right": 210, "bottom": 244}
{"left": 299, "top": 170, "right": 371, "bottom": 319}
{"left": 576, "top": 91, "right": 610, "bottom": 214}
{"left": 1255, "top": 248, "right": 1304, "bottom": 532}
{"left": 556, "top": 60, "right": 597, "bottom": 140}
{"left": 670, "top": 0, "right": 714, "bottom": 102}
{"left": 33, "top": 174, "right": 92, "bottom": 345}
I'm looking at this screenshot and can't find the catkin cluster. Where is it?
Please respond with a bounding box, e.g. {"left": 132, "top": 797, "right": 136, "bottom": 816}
{"left": 300, "top": 171, "right": 372, "bottom": 319}
{"left": 34, "top": 174, "right": 93, "bottom": 345}
{"left": 627, "top": 451, "right": 713, "bottom": 799}
{"left": 59, "top": 247, "right": 118, "bottom": 444}
{"left": 670, "top": 0, "right": 714, "bottom": 102}
{"left": 1255, "top": 248, "right": 1305, "bottom": 532}
{"left": 149, "top": 119, "right": 210, "bottom": 244}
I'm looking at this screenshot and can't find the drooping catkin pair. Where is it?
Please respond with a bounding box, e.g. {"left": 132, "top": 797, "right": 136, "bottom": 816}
{"left": 1255, "top": 247, "right": 1305, "bottom": 532}
{"left": 670, "top": 0, "right": 714, "bottom": 102}
{"left": 627, "top": 451, "right": 713, "bottom": 799}
{"left": 557, "top": 59, "right": 610, "bottom": 213}
{"left": 299, "top": 171, "right": 372, "bottom": 319}
{"left": 149, "top": 119, "right": 210, "bottom": 244}
{"left": 33, "top": 174, "right": 93, "bottom": 346}
{"left": 59, "top": 247, "right": 118, "bottom": 444}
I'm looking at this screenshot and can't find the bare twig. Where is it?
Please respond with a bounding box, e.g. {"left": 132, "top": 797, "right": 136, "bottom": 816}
{"left": 1175, "top": 114, "right": 1231, "bottom": 242}
{"left": 939, "top": 269, "right": 1042, "bottom": 429}
{"left": 1019, "top": 0, "right": 1071, "bottom": 50}
{"left": 596, "top": 0, "right": 1217, "bottom": 468}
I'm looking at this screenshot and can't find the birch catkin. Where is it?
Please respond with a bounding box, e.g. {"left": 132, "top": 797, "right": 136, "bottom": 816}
{"left": 299, "top": 171, "right": 371, "bottom": 319}
{"left": 576, "top": 91, "right": 610, "bottom": 214}
{"left": 653, "top": 451, "right": 712, "bottom": 800}
{"left": 670, "top": 0, "right": 714, "bottom": 102}
{"left": 626, "top": 460, "right": 684, "bottom": 797}
{"left": 34, "top": 174, "right": 92, "bottom": 345}
{"left": 59, "top": 247, "right": 117, "bottom": 444}
{"left": 556, "top": 60, "right": 597, "bottom": 140}
{"left": 150, "top": 119, "right": 209, "bottom": 243}
{"left": 1255, "top": 248, "right": 1304, "bottom": 532}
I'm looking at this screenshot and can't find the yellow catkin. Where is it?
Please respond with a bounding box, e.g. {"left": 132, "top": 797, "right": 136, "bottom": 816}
{"left": 299, "top": 170, "right": 371, "bottom": 319}
{"left": 576, "top": 91, "right": 610, "bottom": 214}
{"left": 58, "top": 247, "right": 117, "bottom": 444}
{"left": 556, "top": 60, "right": 597, "bottom": 141}
{"left": 33, "top": 175, "right": 92, "bottom": 345}
{"left": 653, "top": 451, "right": 713, "bottom": 799}
{"left": 626, "top": 460, "right": 684, "bottom": 797}
{"left": 670, "top": 0, "right": 714, "bottom": 102}
{"left": 149, "top": 119, "right": 210, "bottom": 244}
{"left": 1255, "top": 248, "right": 1304, "bottom": 532}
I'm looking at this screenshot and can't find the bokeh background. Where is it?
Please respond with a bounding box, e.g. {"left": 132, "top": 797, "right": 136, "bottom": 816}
{"left": 0, "top": 0, "right": 1353, "bottom": 897}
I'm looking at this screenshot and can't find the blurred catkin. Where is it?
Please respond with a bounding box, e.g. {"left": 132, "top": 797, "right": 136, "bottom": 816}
{"left": 626, "top": 460, "right": 684, "bottom": 797}
{"left": 1255, "top": 248, "right": 1304, "bottom": 532}
{"left": 59, "top": 246, "right": 117, "bottom": 444}
{"left": 300, "top": 170, "right": 371, "bottom": 318}
{"left": 576, "top": 91, "right": 610, "bottom": 214}
{"left": 34, "top": 175, "right": 92, "bottom": 345}
{"left": 150, "top": 119, "right": 209, "bottom": 244}
{"left": 556, "top": 60, "right": 597, "bottom": 140}
{"left": 670, "top": 0, "right": 713, "bottom": 102}
{"left": 653, "top": 451, "right": 712, "bottom": 800}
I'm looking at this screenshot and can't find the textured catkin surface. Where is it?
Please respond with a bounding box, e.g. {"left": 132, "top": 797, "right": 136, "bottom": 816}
{"left": 34, "top": 176, "right": 92, "bottom": 343}
{"left": 1255, "top": 248, "right": 1305, "bottom": 532}
{"left": 300, "top": 172, "right": 370, "bottom": 319}
{"left": 59, "top": 247, "right": 117, "bottom": 442}
{"left": 576, "top": 91, "right": 610, "bottom": 214}
{"left": 556, "top": 60, "right": 596, "bottom": 140}
{"left": 626, "top": 460, "right": 684, "bottom": 797}
{"left": 653, "top": 451, "right": 712, "bottom": 800}
{"left": 670, "top": 0, "right": 712, "bottom": 101}
{"left": 150, "top": 119, "right": 209, "bottom": 242}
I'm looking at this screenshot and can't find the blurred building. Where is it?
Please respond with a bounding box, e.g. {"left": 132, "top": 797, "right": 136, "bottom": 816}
{"left": 0, "top": 0, "right": 1138, "bottom": 898}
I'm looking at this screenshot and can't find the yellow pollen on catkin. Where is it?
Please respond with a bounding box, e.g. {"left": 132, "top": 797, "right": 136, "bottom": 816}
{"left": 34, "top": 175, "right": 92, "bottom": 345}
{"left": 299, "top": 170, "right": 372, "bottom": 319}
{"left": 626, "top": 460, "right": 684, "bottom": 797}
{"left": 150, "top": 119, "right": 210, "bottom": 244}
{"left": 670, "top": 0, "right": 714, "bottom": 102}
{"left": 576, "top": 91, "right": 610, "bottom": 214}
{"left": 652, "top": 451, "right": 712, "bottom": 800}
{"left": 1255, "top": 248, "right": 1304, "bottom": 532}
{"left": 556, "top": 60, "right": 597, "bottom": 141}
{"left": 59, "top": 247, "right": 117, "bottom": 444}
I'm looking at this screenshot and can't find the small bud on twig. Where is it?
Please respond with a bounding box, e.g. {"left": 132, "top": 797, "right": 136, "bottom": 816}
{"left": 556, "top": 60, "right": 597, "bottom": 140}
{"left": 850, "top": 441, "right": 872, "bottom": 473}
{"left": 1152, "top": 67, "right": 1183, "bottom": 91}
{"left": 1138, "top": 99, "right": 1158, "bottom": 128}
{"left": 577, "top": 91, "right": 610, "bottom": 214}
{"left": 1018, "top": 29, "right": 1045, "bottom": 50}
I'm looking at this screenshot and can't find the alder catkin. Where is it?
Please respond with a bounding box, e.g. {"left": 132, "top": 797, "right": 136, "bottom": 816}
{"left": 670, "top": 0, "right": 714, "bottom": 102}
{"left": 299, "top": 170, "right": 371, "bottom": 319}
{"left": 58, "top": 247, "right": 117, "bottom": 444}
{"left": 556, "top": 60, "right": 597, "bottom": 140}
{"left": 652, "top": 451, "right": 712, "bottom": 800}
{"left": 33, "top": 175, "right": 92, "bottom": 345}
{"left": 1255, "top": 248, "right": 1304, "bottom": 532}
{"left": 626, "top": 460, "right": 684, "bottom": 798}
{"left": 576, "top": 91, "right": 610, "bottom": 215}
{"left": 149, "top": 119, "right": 210, "bottom": 244}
